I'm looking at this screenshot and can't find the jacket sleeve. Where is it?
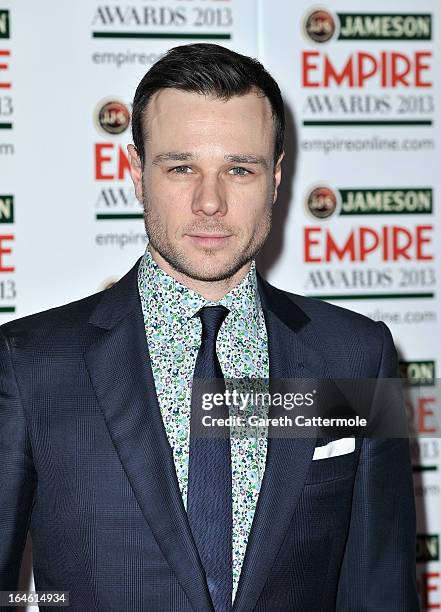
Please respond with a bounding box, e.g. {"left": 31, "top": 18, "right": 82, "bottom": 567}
{"left": 0, "top": 327, "right": 36, "bottom": 589}
{"left": 336, "top": 322, "right": 420, "bottom": 611}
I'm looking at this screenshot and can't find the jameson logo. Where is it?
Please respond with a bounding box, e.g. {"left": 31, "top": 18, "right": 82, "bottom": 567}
{"left": 303, "top": 10, "right": 336, "bottom": 44}
{"left": 399, "top": 360, "right": 435, "bottom": 386}
{"left": 305, "top": 186, "right": 338, "bottom": 219}
{"left": 340, "top": 188, "right": 433, "bottom": 215}
{"left": 338, "top": 14, "right": 431, "bottom": 41}
{"left": 305, "top": 186, "right": 433, "bottom": 219}
{"left": 0, "top": 195, "right": 13, "bottom": 223}
{"left": 416, "top": 535, "right": 439, "bottom": 563}
{"left": 303, "top": 9, "right": 432, "bottom": 43}
{"left": 0, "top": 10, "right": 9, "bottom": 38}
{"left": 95, "top": 99, "right": 131, "bottom": 136}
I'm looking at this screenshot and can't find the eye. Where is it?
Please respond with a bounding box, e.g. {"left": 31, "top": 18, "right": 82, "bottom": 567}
{"left": 228, "top": 167, "right": 252, "bottom": 176}
{"left": 170, "top": 165, "right": 193, "bottom": 174}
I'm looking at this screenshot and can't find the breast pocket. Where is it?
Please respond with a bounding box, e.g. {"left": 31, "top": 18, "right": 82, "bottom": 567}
{"left": 304, "top": 437, "right": 362, "bottom": 485}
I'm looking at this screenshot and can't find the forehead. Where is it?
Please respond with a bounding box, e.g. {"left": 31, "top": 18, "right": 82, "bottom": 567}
{"left": 143, "top": 88, "right": 274, "bottom": 157}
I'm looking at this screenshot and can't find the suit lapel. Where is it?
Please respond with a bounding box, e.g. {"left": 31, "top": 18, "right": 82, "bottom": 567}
{"left": 84, "top": 259, "right": 213, "bottom": 612}
{"left": 232, "top": 274, "right": 327, "bottom": 612}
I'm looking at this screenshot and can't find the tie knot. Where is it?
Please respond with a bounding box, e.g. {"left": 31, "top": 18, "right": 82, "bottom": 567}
{"left": 197, "top": 305, "right": 229, "bottom": 341}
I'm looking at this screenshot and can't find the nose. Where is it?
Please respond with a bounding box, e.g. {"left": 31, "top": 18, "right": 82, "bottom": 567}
{"left": 191, "top": 175, "right": 227, "bottom": 217}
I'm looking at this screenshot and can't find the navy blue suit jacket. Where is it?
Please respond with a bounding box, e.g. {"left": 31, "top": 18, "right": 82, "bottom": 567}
{"left": 0, "top": 258, "right": 419, "bottom": 611}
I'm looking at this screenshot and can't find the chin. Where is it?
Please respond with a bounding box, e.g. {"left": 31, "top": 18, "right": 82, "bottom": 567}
{"left": 176, "top": 252, "right": 247, "bottom": 283}
{"left": 183, "top": 262, "right": 239, "bottom": 283}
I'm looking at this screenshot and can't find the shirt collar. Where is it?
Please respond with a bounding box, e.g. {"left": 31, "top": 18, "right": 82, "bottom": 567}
{"left": 137, "top": 246, "right": 261, "bottom": 336}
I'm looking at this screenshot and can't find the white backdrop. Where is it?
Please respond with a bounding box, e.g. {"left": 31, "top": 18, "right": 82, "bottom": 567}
{"left": 1, "top": 1, "right": 439, "bottom": 608}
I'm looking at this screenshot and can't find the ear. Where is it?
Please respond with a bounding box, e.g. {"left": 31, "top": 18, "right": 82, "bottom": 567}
{"left": 127, "top": 144, "right": 144, "bottom": 204}
{"left": 273, "top": 151, "right": 285, "bottom": 204}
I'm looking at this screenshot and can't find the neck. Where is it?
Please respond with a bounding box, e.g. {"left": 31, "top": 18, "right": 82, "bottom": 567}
{"left": 148, "top": 246, "right": 252, "bottom": 301}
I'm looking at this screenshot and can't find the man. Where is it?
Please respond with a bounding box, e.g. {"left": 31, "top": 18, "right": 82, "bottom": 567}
{"left": 0, "top": 44, "right": 418, "bottom": 611}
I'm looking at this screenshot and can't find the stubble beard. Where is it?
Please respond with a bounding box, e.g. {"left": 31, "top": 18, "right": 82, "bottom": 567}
{"left": 141, "top": 182, "right": 274, "bottom": 283}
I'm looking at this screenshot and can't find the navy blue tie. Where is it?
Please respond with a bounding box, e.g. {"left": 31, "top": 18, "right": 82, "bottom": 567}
{"left": 187, "top": 305, "right": 232, "bottom": 612}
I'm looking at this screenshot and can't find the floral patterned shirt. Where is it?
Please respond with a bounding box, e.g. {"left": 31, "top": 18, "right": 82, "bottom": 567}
{"left": 137, "top": 246, "right": 269, "bottom": 601}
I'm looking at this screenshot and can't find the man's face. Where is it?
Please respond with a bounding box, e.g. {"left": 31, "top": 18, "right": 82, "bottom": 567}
{"left": 128, "top": 88, "right": 283, "bottom": 282}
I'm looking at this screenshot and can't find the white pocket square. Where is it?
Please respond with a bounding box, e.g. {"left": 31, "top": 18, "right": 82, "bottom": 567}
{"left": 312, "top": 437, "right": 355, "bottom": 460}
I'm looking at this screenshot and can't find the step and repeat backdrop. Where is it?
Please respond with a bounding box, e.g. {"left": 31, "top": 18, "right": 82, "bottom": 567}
{"left": 1, "top": 0, "right": 440, "bottom": 608}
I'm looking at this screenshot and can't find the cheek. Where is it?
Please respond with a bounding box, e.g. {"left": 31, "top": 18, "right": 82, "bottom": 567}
{"left": 148, "top": 173, "right": 194, "bottom": 206}
{"left": 228, "top": 179, "right": 272, "bottom": 218}
{"left": 144, "top": 180, "right": 188, "bottom": 231}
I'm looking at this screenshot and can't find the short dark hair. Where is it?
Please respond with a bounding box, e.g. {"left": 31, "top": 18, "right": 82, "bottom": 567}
{"left": 132, "top": 43, "right": 285, "bottom": 165}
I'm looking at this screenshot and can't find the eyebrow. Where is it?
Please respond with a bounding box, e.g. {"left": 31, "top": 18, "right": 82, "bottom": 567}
{"left": 224, "top": 154, "right": 268, "bottom": 168}
{"left": 152, "top": 152, "right": 268, "bottom": 169}
{"left": 152, "top": 152, "right": 196, "bottom": 164}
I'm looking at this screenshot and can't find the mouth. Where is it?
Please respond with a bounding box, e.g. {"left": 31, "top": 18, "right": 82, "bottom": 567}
{"left": 185, "top": 233, "right": 233, "bottom": 249}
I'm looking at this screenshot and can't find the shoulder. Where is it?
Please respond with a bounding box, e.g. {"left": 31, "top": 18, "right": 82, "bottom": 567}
{"left": 0, "top": 290, "right": 105, "bottom": 349}
{"left": 262, "top": 275, "right": 382, "bottom": 336}
{"left": 266, "top": 281, "right": 395, "bottom": 377}
{"left": 0, "top": 258, "right": 141, "bottom": 350}
{"left": 285, "top": 288, "right": 380, "bottom": 335}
